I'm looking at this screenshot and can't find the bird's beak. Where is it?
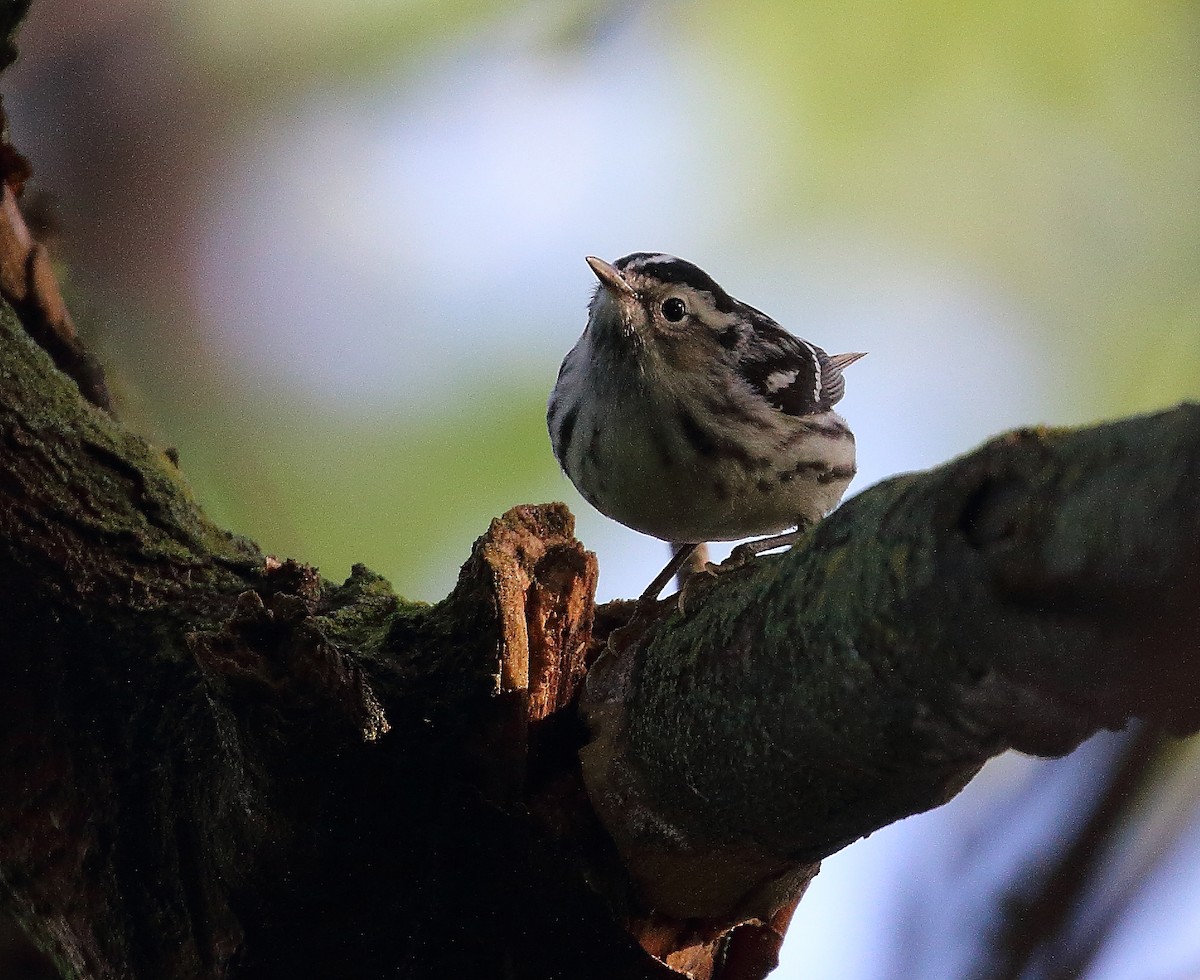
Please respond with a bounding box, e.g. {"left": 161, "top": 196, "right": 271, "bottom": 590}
{"left": 586, "top": 256, "right": 636, "bottom": 297}
{"left": 828, "top": 351, "right": 868, "bottom": 371}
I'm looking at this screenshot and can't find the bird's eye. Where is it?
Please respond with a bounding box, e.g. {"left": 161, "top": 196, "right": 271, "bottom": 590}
{"left": 661, "top": 297, "right": 686, "bottom": 322}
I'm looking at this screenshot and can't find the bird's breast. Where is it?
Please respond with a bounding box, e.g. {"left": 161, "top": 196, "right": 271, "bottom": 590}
{"left": 557, "top": 374, "right": 856, "bottom": 541}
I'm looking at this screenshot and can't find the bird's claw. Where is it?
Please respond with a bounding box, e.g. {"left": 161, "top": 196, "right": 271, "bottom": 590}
{"left": 678, "top": 554, "right": 754, "bottom": 612}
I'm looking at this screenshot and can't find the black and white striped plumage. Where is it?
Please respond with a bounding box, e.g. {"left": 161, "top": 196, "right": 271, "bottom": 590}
{"left": 547, "top": 252, "right": 863, "bottom": 546}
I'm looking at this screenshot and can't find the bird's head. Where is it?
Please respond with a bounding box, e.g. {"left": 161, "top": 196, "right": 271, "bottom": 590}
{"left": 584, "top": 253, "right": 746, "bottom": 367}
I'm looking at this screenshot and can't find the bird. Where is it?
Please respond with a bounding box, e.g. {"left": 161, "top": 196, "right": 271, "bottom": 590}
{"left": 548, "top": 252, "right": 864, "bottom": 600}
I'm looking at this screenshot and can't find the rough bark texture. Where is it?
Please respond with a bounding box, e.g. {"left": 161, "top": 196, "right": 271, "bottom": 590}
{"left": 581, "top": 406, "right": 1200, "bottom": 927}
{"left": 3, "top": 7, "right": 1200, "bottom": 974}
{"left": 3, "top": 264, "right": 1198, "bottom": 978}
{"left": 0, "top": 282, "right": 663, "bottom": 976}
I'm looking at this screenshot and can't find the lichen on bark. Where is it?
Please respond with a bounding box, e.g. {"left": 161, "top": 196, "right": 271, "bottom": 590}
{"left": 580, "top": 405, "right": 1200, "bottom": 924}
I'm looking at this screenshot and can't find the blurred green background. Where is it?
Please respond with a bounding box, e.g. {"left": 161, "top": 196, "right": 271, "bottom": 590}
{"left": 9, "top": 0, "right": 1198, "bottom": 605}
{"left": 4, "top": 1, "right": 1199, "bottom": 977}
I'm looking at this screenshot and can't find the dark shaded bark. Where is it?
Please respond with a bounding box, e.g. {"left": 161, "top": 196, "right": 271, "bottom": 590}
{"left": 4, "top": 270, "right": 1198, "bottom": 977}
{"left": 3, "top": 7, "right": 1200, "bottom": 975}
{"left": 581, "top": 403, "right": 1200, "bottom": 928}
{"left": 0, "top": 293, "right": 662, "bottom": 976}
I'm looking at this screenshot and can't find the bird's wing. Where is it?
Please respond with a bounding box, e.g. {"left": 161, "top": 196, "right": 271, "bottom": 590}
{"left": 736, "top": 319, "right": 852, "bottom": 416}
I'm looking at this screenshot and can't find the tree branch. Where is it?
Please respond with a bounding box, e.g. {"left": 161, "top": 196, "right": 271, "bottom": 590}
{"left": 0, "top": 290, "right": 670, "bottom": 977}
{"left": 2, "top": 208, "right": 1198, "bottom": 976}
{"left": 581, "top": 404, "right": 1200, "bottom": 924}
{"left": 5, "top": 1, "right": 1197, "bottom": 975}
{"left": 3, "top": 253, "right": 1199, "bottom": 975}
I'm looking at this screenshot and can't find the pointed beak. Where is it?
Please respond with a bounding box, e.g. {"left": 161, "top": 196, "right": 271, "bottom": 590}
{"left": 828, "top": 351, "right": 868, "bottom": 371}
{"left": 586, "top": 256, "right": 636, "bottom": 297}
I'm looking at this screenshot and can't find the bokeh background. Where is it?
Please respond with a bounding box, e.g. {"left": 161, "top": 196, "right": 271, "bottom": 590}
{"left": 3, "top": 1, "right": 1199, "bottom": 977}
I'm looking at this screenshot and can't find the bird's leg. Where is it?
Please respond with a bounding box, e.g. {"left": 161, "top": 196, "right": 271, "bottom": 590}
{"left": 710, "top": 519, "right": 815, "bottom": 572}
{"left": 640, "top": 542, "right": 700, "bottom": 602}
{"left": 677, "top": 541, "right": 710, "bottom": 590}
{"left": 676, "top": 522, "right": 816, "bottom": 613}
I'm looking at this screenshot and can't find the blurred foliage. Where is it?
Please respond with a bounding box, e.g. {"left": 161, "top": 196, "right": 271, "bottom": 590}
{"left": 4, "top": 0, "right": 1200, "bottom": 977}
{"left": 171, "top": 384, "right": 563, "bottom": 601}
{"left": 177, "top": 0, "right": 607, "bottom": 94}
{"left": 8, "top": 0, "right": 1187, "bottom": 597}
{"left": 94, "top": 305, "right": 564, "bottom": 600}
{"left": 696, "top": 0, "right": 1200, "bottom": 417}
{"left": 30, "top": 0, "right": 1190, "bottom": 597}
{"left": 180, "top": 0, "right": 500, "bottom": 77}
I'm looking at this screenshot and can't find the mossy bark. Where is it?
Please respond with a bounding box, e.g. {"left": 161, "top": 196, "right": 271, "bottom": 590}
{"left": 580, "top": 406, "right": 1200, "bottom": 924}
{"left": 2, "top": 4, "right": 1198, "bottom": 968}
{"left": 0, "top": 295, "right": 668, "bottom": 978}
{"left": 3, "top": 280, "right": 1200, "bottom": 978}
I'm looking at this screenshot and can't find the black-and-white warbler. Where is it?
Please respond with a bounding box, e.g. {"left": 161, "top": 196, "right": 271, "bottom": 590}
{"left": 548, "top": 252, "right": 864, "bottom": 600}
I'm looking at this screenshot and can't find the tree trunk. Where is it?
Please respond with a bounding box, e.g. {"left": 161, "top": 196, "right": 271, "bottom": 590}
{"left": 2, "top": 9, "right": 1199, "bottom": 976}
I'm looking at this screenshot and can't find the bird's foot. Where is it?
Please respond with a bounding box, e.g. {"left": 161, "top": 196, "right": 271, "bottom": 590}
{"left": 690, "top": 521, "right": 816, "bottom": 593}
